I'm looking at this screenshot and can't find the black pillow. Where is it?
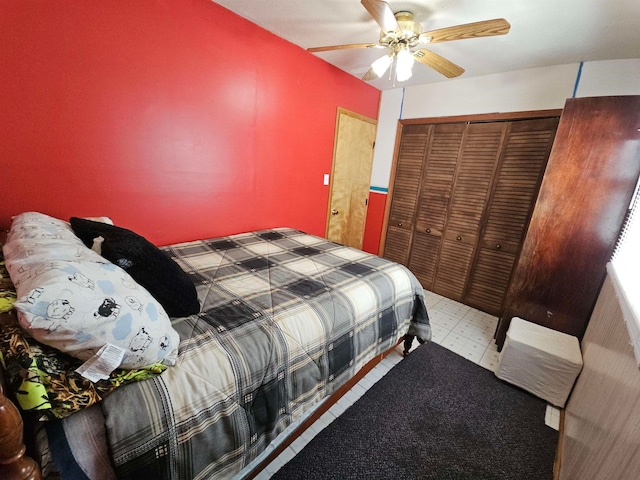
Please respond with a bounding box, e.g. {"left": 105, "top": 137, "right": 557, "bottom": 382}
{"left": 70, "top": 217, "right": 200, "bottom": 317}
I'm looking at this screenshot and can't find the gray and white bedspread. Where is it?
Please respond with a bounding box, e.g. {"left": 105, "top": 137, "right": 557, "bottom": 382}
{"left": 49, "top": 228, "right": 430, "bottom": 479}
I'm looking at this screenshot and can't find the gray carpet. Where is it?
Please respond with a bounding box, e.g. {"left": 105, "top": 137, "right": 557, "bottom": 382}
{"left": 272, "top": 342, "right": 558, "bottom": 479}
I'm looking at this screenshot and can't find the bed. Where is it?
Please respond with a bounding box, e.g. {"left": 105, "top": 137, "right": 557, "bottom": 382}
{"left": 0, "top": 212, "right": 430, "bottom": 480}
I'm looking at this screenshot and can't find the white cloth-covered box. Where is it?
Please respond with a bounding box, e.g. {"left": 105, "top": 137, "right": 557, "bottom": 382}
{"left": 496, "top": 317, "right": 583, "bottom": 407}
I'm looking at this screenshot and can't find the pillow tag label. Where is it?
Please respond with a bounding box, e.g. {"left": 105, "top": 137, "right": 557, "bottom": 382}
{"left": 75, "top": 343, "right": 125, "bottom": 382}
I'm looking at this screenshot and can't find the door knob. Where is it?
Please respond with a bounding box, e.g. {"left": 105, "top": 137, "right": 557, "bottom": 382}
{"left": 331, "top": 209, "right": 339, "bottom": 215}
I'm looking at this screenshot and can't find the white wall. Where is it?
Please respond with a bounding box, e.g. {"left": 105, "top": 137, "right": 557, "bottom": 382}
{"left": 371, "top": 59, "right": 640, "bottom": 190}
{"left": 370, "top": 88, "right": 404, "bottom": 190}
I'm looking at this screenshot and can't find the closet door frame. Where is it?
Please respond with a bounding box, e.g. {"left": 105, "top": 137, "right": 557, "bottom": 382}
{"left": 379, "top": 109, "right": 562, "bottom": 257}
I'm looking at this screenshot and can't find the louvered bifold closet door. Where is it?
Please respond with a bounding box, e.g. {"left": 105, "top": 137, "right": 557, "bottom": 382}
{"left": 464, "top": 118, "right": 559, "bottom": 314}
{"left": 384, "top": 124, "right": 432, "bottom": 265}
{"left": 409, "top": 123, "right": 464, "bottom": 288}
{"left": 432, "top": 122, "right": 507, "bottom": 301}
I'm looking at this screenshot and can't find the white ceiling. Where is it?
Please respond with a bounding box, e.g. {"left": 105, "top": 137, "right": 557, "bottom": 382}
{"left": 214, "top": 0, "right": 640, "bottom": 90}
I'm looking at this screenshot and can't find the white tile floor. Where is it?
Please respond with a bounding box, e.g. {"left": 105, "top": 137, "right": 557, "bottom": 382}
{"left": 252, "top": 290, "right": 560, "bottom": 479}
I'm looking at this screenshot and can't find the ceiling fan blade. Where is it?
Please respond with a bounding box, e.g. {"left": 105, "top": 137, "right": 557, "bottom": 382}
{"left": 307, "top": 43, "right": 379, "bottom": 53}
{"left": 361, "top": 0, "right": 400, "bottom": 33}
{"left": 362, "top": 68, "right": 379, "bottom": 81}
{"left": 413, "top": 49, "right": 465, "bottom": 78}
{"left": 420, "top": 18, "right": 511, "bottom": 44}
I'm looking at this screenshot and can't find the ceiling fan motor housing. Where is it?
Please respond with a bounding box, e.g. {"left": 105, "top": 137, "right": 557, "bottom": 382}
{"left": 379, "top": 11, "right": 424, "bottom": 50}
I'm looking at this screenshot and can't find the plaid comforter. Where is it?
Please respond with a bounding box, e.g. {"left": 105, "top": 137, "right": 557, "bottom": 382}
{"left": 50, "top": 228, "right": 430, "bottom": 479}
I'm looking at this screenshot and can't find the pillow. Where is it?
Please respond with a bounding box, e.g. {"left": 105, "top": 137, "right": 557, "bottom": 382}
{"left": 2, "top": 212, "right": 180, "bottom": 370}
{"left": 69, "top": 217, "right": 200, "bottom": 317}
{"left": 83, "top": 216, "right": 114, "bottom": 225}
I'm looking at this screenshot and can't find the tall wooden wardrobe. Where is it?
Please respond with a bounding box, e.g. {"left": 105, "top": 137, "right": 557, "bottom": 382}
{"left": 495, "top": 96, "right": 640, "bottom": 347}
{"left": 382, "top": 111, "right": 560, "bottom": 316}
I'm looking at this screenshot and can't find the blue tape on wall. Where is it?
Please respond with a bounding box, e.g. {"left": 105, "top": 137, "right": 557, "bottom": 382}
{"left": 573, "top": 62, "right": 584, "bottom": 98}
{"left": 370, "top": 186, "right": 388, "bottom": 193}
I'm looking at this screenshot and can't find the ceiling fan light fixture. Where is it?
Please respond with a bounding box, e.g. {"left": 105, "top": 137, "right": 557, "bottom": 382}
{"left": 395, "top": 47, "right": 414, "bottom": 81}
{"left": 371, "top": 54, "right": 393, "bottom": 77}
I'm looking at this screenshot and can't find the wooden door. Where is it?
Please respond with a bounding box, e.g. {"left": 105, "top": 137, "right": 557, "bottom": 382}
{"left": 464, "top": 117, "right": 559, "bottom": 314}
{"left": 409, "top": 123, "right": 464, "bottom": 287}
{"left": 432, "top": 122, "right": 507, "bottom": 302}
{"left": 383, "top": 124, "right": 432, "bottom": 265}
{"left": 326, "top": 109, "right": 377, "bottom": 249}
{"left": 384, "top": 111, "right": 561, "bottom": 315}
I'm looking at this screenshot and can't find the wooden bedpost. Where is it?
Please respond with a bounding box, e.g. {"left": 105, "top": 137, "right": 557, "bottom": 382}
{"left": 0, "top": 384, "right": 41, "bottom": 480}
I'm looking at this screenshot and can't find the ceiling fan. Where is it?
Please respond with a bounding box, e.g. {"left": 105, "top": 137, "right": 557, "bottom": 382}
{"left": 308, "top": 0, "right": 510, "bottom": 82}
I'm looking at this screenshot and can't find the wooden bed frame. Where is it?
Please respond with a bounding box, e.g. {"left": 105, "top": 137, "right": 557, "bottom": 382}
{"left": 0, "top": 377, "right": 41, "bottom": 479}
{"left": 0, "top": 309, "right": 414, "bottom": 480}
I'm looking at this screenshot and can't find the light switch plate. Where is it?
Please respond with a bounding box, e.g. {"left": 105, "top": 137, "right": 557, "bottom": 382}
{"left": 323, "top": 174, "right": 330, "bottom": 185}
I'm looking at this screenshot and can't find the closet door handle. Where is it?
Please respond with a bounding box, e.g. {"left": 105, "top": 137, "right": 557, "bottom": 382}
{"left": 496, "top": 244, "right": 501, "bottom": 250}
{"left": 426, "top": 228, "right": 431, "bottom": 234}
{"left": 456, "top": 235, "right": 462, "bottom": 241}
{"left": 398, "top": 222, "right": 403, "bottom": 227}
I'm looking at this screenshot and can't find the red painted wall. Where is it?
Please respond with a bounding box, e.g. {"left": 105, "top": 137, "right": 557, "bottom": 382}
{"left": 0, "top": 1, "right": 380, "bottom": 246}
{"left": 362, "top": 192, "right": 387, "bottom": 255}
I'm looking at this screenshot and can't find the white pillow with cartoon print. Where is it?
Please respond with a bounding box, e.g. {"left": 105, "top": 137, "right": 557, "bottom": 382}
{"left": 3, "top": 212, "right": 179, "bottom": 370}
